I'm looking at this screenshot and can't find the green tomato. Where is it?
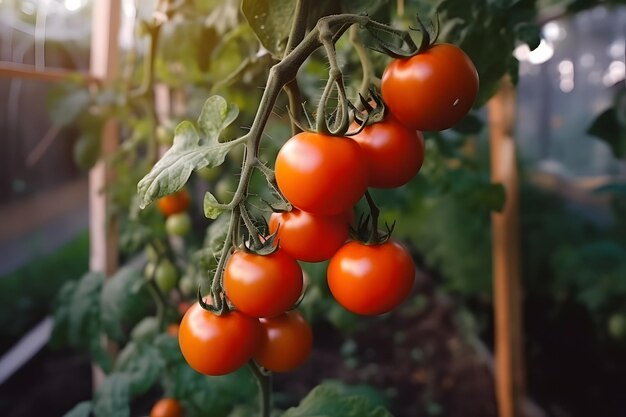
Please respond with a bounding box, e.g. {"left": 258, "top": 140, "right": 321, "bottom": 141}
{"left": 608, "top": 313, "right": 626, "bottom": 340}
{"left": 179, "top": 275, "right": 197, "bottom": 296}
{"left": 215, "top": 177, "right": 238, "bottom": 203}
{"left": 166, "top": 212, "right": 191, "bottom": 237}
{"left": 145, "top": 245, "right": 159, "bottom": 263}
{"left": 196, "top": 166, "right": 222, "bottom": 182}
{"left": 144, "top": 262, "right": 157, "bottom": 280}
{"left": 155, "top": 259, "right": 179, "bottom": 293}
{"left": 156, "top": 125, "right": 174, "bottom": 146}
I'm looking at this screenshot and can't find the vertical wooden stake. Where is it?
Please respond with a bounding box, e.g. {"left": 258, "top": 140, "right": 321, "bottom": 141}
{"left": 89, "top": 0, "right": 121, "bottom": 276}
{"left": 89, "top": 0, "right": 121, "bottom": 388}
{"left": 488, "top": 77, "right": 524, "bottom": 417}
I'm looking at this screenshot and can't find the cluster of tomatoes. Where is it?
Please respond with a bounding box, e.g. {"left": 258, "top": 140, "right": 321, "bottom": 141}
{"left": 173, "top": 42, "right": 477, "bottom": 381}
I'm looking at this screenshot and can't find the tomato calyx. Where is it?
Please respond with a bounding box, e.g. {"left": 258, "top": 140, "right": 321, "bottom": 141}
{"left": 367, "top": 13, "right": 440, "bottom": 59}
{"left": 351, "top": 190, "right": 397, "bottom": 245}
{"left": 348, "top": 89, "right": 387, "bottom": 130}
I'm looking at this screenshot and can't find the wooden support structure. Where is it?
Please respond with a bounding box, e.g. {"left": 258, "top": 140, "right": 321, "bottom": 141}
{"left": 88, "top": 0, "right": 121, "bottom": 276}
{"left": 488, "top": 77, "right": 525, "bottom": 417}
{"left": 0, "top": 61, "right": 99, "bottom": 84}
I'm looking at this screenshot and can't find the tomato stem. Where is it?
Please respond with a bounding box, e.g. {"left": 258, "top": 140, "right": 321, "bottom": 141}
{"left": 248, "top": 361, "right": 272, "bottom": 417}
{"left": 349, "top": 25, "right": 380, "bottom": 102}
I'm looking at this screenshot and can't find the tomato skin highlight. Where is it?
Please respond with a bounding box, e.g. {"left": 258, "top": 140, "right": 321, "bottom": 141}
{"left": 254, "top": 310, "right": 313, "bottom": 372}
{"left": 150, "top": 398, "right": 183, "bottom": 417}
{"left": 224, "top": 250, "right": 303, "bottom": 318}
{"left": 327, "top": 239, "right": 415, "bottom": 315}
{"left": 269, "top": 209, "right": 349, "bottom": 263}
{"left": 157, "top": 189, "right": 191, "bottom": 217}
{"left": 178, "top": 302, "right": 261, "bottom": 376}
{"left": 351, "top": 115, "right": 425, "bottom": 188}
{"left": 275, "top": 132, "right": 368, "bottom": 215}
{"left": 381, "top": 43, "right": 479, "bottom": 132}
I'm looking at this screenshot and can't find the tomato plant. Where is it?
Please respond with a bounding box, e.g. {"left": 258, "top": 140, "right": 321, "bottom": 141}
{"left": 157, "top": 189, "right": 190, "bottom": 217}
{"left": 179, "top": 301, "right": 261, "bottom": 376}
{"left": 350, "top": 114, "right": 425, "bottom": 188}
{"left": 254, "top": 310, "right": 313, "bottom": 372}
{"left": 269, "top": 209, "right": 349, "bottom": 262}
{"left": 327, "top": 240, "right": 415, "bottom": 315}
{"left": 275, "top": 132, "right": 368, "bottom": 215}
{"left": 381, "top": 43, "right": 479, "bottom": 132}
{"left": 48, "top": 0, "right": 551, "bottom": 415}
{"left": 150, "top": 398, "right": 183, "bottom": 417}
{"left": 223, "top": 250, "right": 303, "bottom": 318}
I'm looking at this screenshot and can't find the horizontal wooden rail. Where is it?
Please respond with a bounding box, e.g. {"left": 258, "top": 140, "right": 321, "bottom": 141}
{"left": 0, "top": 61, "right": 99, "bottom": 84}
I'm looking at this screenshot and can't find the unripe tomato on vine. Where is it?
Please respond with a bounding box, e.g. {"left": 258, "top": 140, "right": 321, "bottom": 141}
{"left": 254, "top": 310, "right": 313, "bottom": 372}
{"left": 157, "top": 189, "right": 190, "bottom": 217}
{"left": 223, "top": 249, "right": 303, "bottom": 318}
{"left": 275, "top": 131, "right": 368, "bottom": 216}
{"left": 381, "top": 43, "right": 478, "bottom": 132}
{"left": 350, "top": 113, "right": 425, "bottom": 188}
{"left": 178, "top": 302, "right": 261, "bottom": 376}
{"left": 327, "top": 239, "right": 415, "bottom": 315}
{"left": 269, "top": 208, "right": 350, "bottom": 263}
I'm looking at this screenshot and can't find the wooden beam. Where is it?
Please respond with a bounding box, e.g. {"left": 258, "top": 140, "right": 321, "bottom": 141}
{"left": 488, "top": 77, "right": 525, "bottom": 417}
{"left": 0, "top": 61, "right": 99, "bottom": 84}
{"left": 88, "top": 0, "right": 121, "bottom": 389}
{"left": 88, "top": 0, "right": 121, "bottom": 276}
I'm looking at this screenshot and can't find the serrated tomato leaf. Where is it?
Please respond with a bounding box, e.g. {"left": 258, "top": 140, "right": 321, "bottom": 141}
{"left": 93, "top": 373, "right": 131, "bottom": 417}
{"left": 204, "top": 191, "right": 226, "bottom": 219}
{"left": 62, "top": 401, "right": 92, "bottom": 417}
{"left": 281, "top": 384, "right": 394, "bottom": 417}
{"left": 242, "top": 0, "right": 295, "bottom": 58}
{"left": 100, "top": 266, "right": 152, "bottom": 342}
{"left": 137, "top": 96, "right": 243, "bottom": 209}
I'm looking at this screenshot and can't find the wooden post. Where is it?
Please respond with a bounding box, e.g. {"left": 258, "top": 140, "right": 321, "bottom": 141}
{"left": 488, "top": 77, "right": 524, "bottom": 417}
{"left": 89, "top": 0, "right": 121, "bottom": 275}
{"left": 89, "top": 0, "right": 121, "bottom": 388}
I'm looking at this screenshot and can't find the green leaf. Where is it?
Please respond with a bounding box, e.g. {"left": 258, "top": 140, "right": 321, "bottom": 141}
{"left": 63, "top": 401, "right": 92, "bottom": 417}
{"left": 198, "top": 96, "right": 240, "bottom": 145}
{"left": 130, "top": 316, "right": 160, "bottom": 343}
{"left": 47, "top": 82, "right": 91, "bottom": 126}
{"left": 587, "top": 108, "right": 626, "bottom": 158}
{"left": 281, "top": 384, "right": 394, "bottom": 417}
{"left": 93, "top": 373, "right": 131, "bottom": 417}
{"left": 451, "top": 112, "right": 484, "bottom": 134}
{"left": 73, "top": 133, "right": 101, "bottom": 170}
{"left": 115, "top": 342, "right": 164, "bottom": 396}
{"left": 205, "top": 212, "right": 231, "bottom": 252}
{"left": 100, "top": 266, "right": 152, "bottom": 342}
{"left": 514, "top": 22, "right": 541, "bottom": 50}
{"left": 204, "top": 191, "right": 226, "bottom": 219}
{"left": 137, "top": 97, "right": 242, "bottom": 209}
{"left": 242, "top": 0, "right": 296, "bottom": 58}
{"left": 474, "top": 183, "right": 507, "bottom": 212}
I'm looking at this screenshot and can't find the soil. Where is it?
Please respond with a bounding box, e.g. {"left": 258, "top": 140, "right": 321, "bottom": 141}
{"left": 274, "top": 267, "right": 497, "bottom": 417}
{"left": 0, "top": 267, "right": 497, "bottom": 417}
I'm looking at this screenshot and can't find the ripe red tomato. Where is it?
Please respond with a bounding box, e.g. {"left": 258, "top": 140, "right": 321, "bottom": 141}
{"left": 150, "top": 398, "right": 183, "bottom": 417}
{"left": 223, "top": 250, "right": 303, "bottom": 318}
{"left": 275, "top": 132, "right": 368, "bottom": 215}
{"left": 178, "top": 302, "right": 260, "bottom": 375}
{"left": 381, "top": 43, "right": 479, "bottom": 132}
{"left": 351, "top": 115, "right": 425, "bottom": 188}
{"left": 254, "top": 310, "right": 313, "bottom": 372}
{"left": 269, "top": 209, "right": 349, "bottom": 263}
{"left": 327, "top": 239, "right": 415, "bottom": 315}
{"left": 157, "top": 189, "right": 190, "bottom": 217}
